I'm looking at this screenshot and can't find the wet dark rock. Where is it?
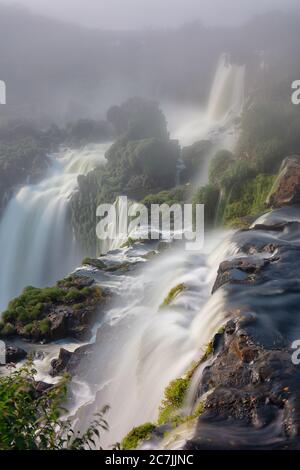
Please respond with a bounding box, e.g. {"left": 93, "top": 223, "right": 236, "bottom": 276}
{"left": 4, "top": 344, "right": 27, "bottom": 364}
{"left": 186, "top": 321, "right": 300, "bottom": 449}
{"left": 212, "top": 257, "right": 269, "bottom": 293}
{"left": 267, "top": 155, "right": 300, "bottom": 208}
{"left": 34, "top": 381, "right": 53, "bottom": 395}
{"left": 187, "top": 214, "right": 300, "bottom": 449}
{"left": 50, "top": 348, "right": 73, "bottom": 376}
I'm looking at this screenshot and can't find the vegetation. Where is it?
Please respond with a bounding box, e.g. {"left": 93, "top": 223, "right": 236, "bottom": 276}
{"left": 82, "top": 257, "right": 107, "bottom": 269}
{"left": 0, "top": 274, "right": 105, "bottom": 341}
{"left": 70, "top": 98, "right": 179, "bottom": 256}
{"left": 121, "top": 423, "right": 156, "bottom": 450}
{"left": 160, "top": 283, "right": 186, "bottom": 309}
{"left": 140, "top": 186, "right": 187, "bottom": 209}
{"left": 158, "top": 377, "right": 190, "bottom": 425}
{"left": 223, "top": 173, "right": 275, "bottom": 226}
{"left": 0, "top": 364, "right": 108, "bottom": 450}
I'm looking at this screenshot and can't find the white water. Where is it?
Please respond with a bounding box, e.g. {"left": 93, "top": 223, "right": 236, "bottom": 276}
{"left": 74, "top": 233, "right": 237, "bottom": 448}
{"left": 0, "top": 53, "right": 246, "bottom": 448}
{"left": 66, "top": 54, "right": 246, "bottom": 448}
{"left": 0, "top": 143, "right": 110, "bottom": 310}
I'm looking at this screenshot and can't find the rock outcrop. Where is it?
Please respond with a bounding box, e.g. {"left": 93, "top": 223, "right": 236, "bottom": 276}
{"left": 185, "top": 209, "right": 300, "bottom": 449}
{"left": 267, "top": 155, "right": 300, "bottom": 208}
{"left": 0, "top": 274, "right": 111, "bottom": 343}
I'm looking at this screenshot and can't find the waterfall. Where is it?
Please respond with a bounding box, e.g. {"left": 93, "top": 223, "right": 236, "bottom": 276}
{"left": 0, "top": 143, "right": 111, "bottom": 310}
{"left": 0, "top": 52, "right": 246, "bottom": 448}
{"left": 167, "top": 53, "right": 245, "bottom": 150}
{"left": 64, "top": 54, "right": 246, "bottom": 448}
{"left": 207, "top": 54, "right": 245, "bottom": 122}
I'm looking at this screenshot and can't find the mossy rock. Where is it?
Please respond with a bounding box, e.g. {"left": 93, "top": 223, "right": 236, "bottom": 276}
{"left": 0, "top": 274, "right": 109, "bottom": 343}
{"left": 160, "top": 283, "right": 186, "bottom": 309}
{"left": 121, "top": 423, "right": 156, "bottom": 450}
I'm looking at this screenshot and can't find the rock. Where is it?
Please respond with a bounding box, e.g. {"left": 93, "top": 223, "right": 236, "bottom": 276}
{"left": 212, "top": 256, "right": 269, "bottom": 293}
{"left": 50, "top": 348, "right": 73, "bottom": 376}
{"left": 34, "top": 381, "right": 53, "bottom": 395}
{"left": 266, "top": 155, "right": 300, "bottom": 208}
{"left": 4, "top": 344, "right": 27, "bottom": 364}
{"left": 185, "top": 218, "right": 300, "bottom": 449}
{"left": 0, "top": 274, "right": 111, "bottom": 343}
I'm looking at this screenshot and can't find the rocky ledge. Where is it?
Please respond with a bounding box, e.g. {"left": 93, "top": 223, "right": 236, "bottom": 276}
{"left": 0, "top": 274, "right": 110, "bottom": 343}
{"left": 185, "top": 207, "right": 300, "bottom": 449}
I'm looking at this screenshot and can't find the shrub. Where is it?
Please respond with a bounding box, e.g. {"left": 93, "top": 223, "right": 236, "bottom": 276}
{"left": 0, "top": 364, "right": 109, "bottom": 450}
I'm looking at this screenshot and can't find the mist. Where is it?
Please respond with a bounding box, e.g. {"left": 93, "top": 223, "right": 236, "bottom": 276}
{"left": 4, "top": 0, "right": 300, "bottom": 30}
{"left": 1, "top": 1, "right": 300, "bottom": 124}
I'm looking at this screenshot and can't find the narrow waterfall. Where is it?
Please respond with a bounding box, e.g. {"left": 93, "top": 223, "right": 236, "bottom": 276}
{"left": 207, "top": 54, "right": 245, "bottom": 122}
{"left": 0, "top": 143, "right": 111, "bottom": 310}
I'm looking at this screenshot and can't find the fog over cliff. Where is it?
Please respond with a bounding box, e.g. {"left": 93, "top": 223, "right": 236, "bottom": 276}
{"left": 1, "top": 2, "right": 300, "bottom": 124}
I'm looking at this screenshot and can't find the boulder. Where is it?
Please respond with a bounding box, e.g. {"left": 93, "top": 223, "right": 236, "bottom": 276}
{"left": 266, "top": 155, "right": 300, "bottom": 208}
{"left": 4, "top": 344, "right": 27, "bottom": 364}
{"left": 50, "top": 347, "right": 73, "bottom": 376}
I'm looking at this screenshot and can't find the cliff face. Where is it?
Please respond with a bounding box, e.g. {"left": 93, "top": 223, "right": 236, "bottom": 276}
{"left": 185, "top": 206, "right": 300, "bottom": 449}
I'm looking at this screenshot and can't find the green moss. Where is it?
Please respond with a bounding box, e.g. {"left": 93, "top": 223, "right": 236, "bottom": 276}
{"left": 160, "top": 283, "right": 186, "bottom": 309}
{"left": 120, "top": 237, "right": 137, "bottom": 248}
{"left": 222, "top": 174, "right": 275, "bottom": 226}
{"left": 82, "top": 257, "right": 106, "bottom": 270}
{"left": 158, "top": 377, "right": 190, "bottom": 425}
{"left": 201, "top": 340, "right": 214, "bottom": 363}
{"left": 121, "top": 423, "right": 156, "bottom": 450}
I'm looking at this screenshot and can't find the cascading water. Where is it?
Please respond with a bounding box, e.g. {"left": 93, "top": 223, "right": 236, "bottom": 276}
{"left": 0, "top": 53, "right": 246, "bottom": 448}
{"left": 58, "top": 54, "right": 247, "bottom": 448}
{"left": 0, "top": 143, "right": 111, "bottom": 310}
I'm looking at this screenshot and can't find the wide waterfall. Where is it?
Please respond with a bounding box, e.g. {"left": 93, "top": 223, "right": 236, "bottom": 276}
{"left": 0, "top": 143, "right": 110, "bottom": 310}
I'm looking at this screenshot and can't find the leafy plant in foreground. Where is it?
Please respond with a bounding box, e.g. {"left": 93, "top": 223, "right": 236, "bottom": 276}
{"left": 0, "top": 363, "right": 108, "bottom": 450}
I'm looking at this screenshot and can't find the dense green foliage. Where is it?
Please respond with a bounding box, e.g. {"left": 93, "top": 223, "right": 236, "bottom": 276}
{"left": 121, "top": 423, "right": 156, "bottom": 450}
{"left": 223, "top": 173, "right": 275, "bottom": 226}
{"left": 0, "top": 364, "right": 108, "bottom": 450}
{"left": 0, "top": 274, "right": 103, "bottom": 341}
{"left": 140, "top": 186, "right": 186, "bottom": 209}
{"left": 193, "top": 78, "right": 300, "bottom": 228}
{"left": 158, "top": 377, "right": 190, "bottom": 425}
{"left": 106, "top": 97, "right": 168, "bottom": 141}
{"left": 71, "top": 99, "right": 179, "bottom": 255}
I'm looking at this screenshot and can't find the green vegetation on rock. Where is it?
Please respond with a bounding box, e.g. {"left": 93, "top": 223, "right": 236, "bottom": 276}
{"left": 160, "top": 283, "right": 186, "bottom": 309}
{"left": 121, "top": 423, "right": 156, "bottom": 450}
{"left": 158, "top": 377, "right": 190, "bottom": 425}
{"left": 0, "top": 274, "right": 107, "bottom": 342}
{"left": 70, "top": 98, "right": 179, "bottom": 256}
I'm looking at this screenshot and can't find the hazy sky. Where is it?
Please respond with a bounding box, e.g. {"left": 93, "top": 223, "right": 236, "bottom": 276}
{"left": 4, "top": 0, "right": 300, "bottom": 30}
